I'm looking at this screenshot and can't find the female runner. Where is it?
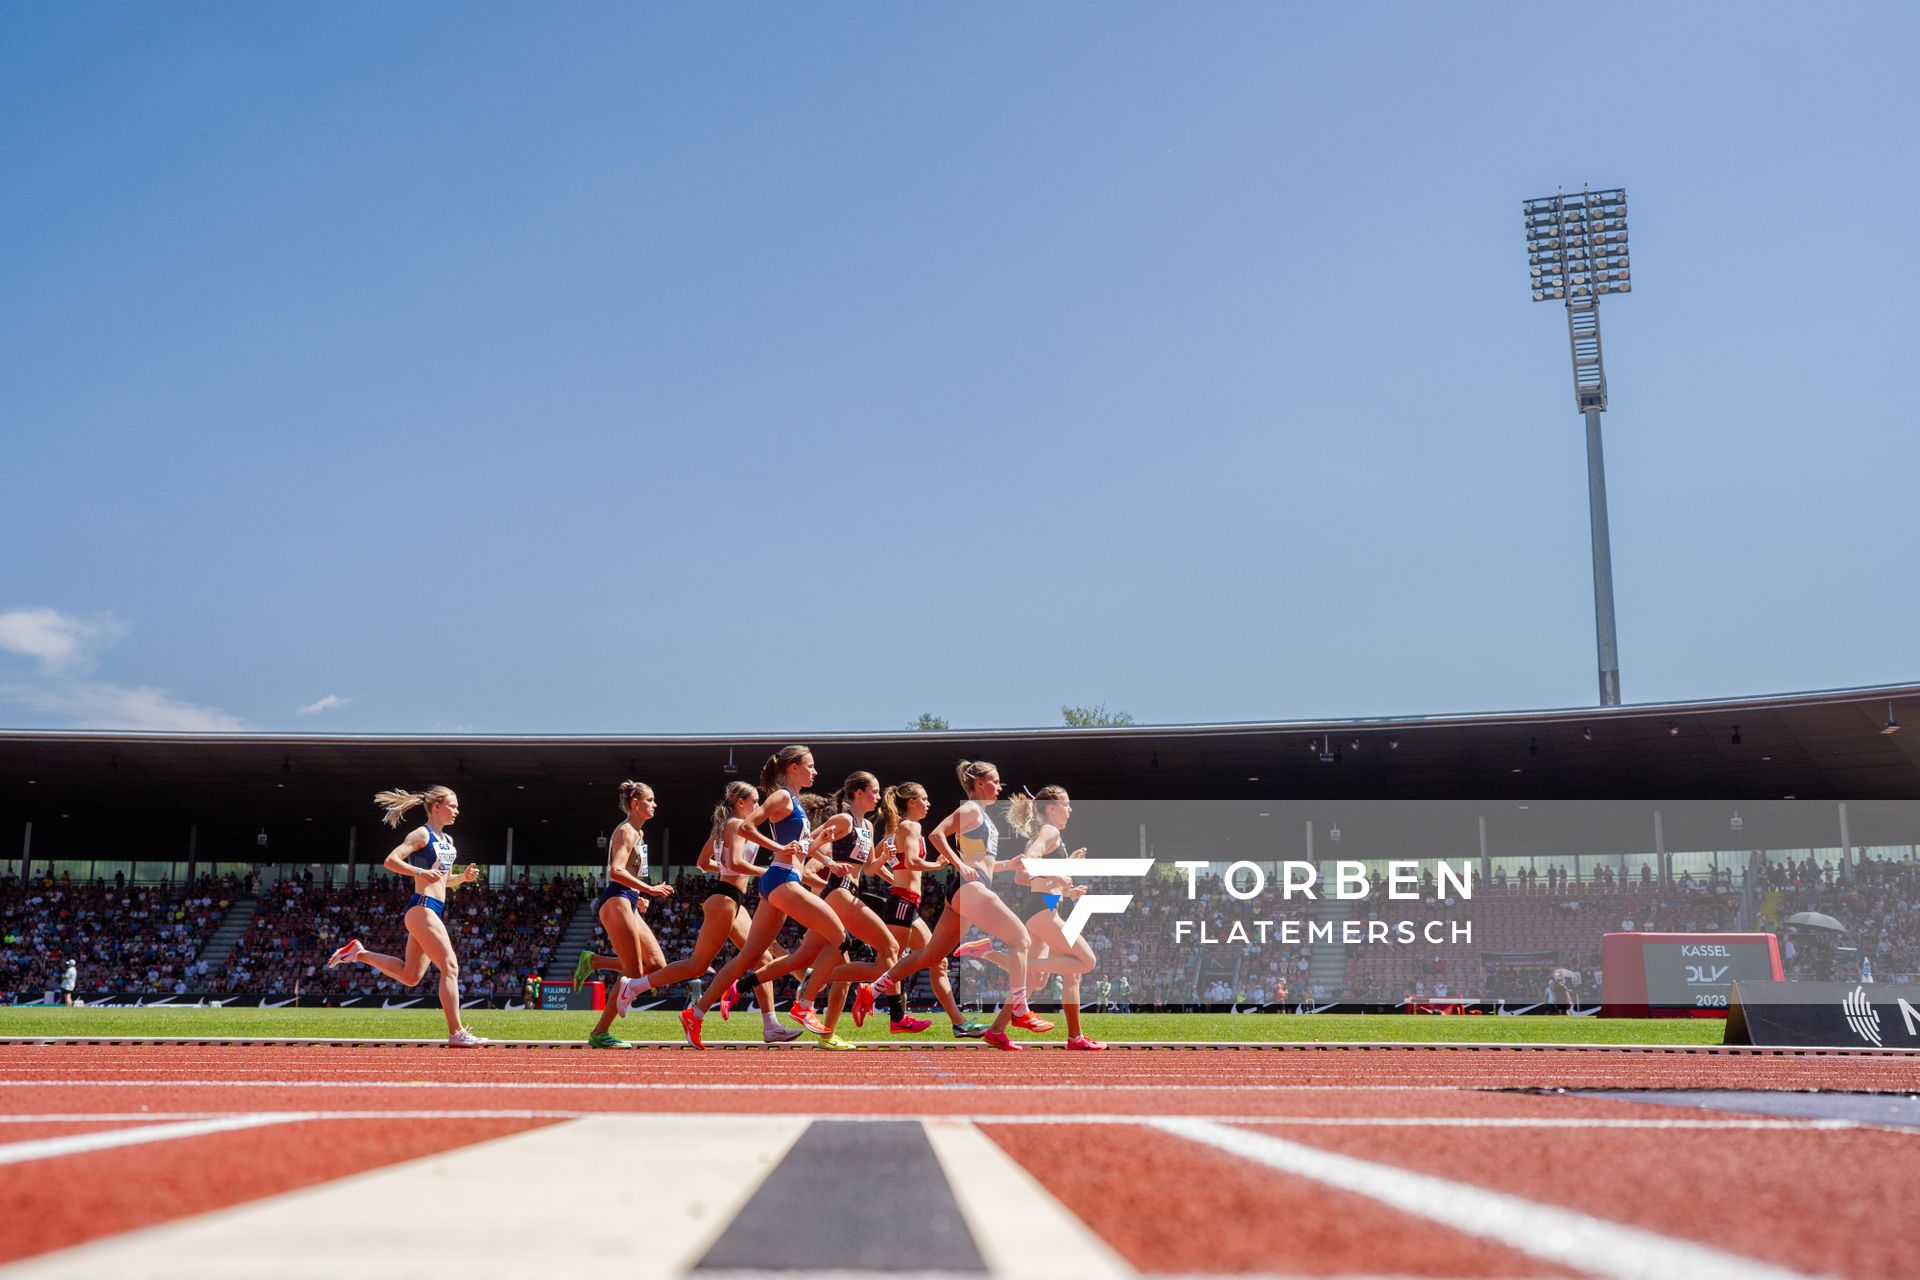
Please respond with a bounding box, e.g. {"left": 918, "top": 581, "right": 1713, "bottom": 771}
{"left": 866, "top": 781, "right": 983, "bottom": 1038}
{"left": 609, "top": 780, "right": 803, "bottom": 1043}
{"left": 1005, "top": 785, "right": 1105, "bottom": 1050}
{"left": 326, "top": 785, "right": 489, "bottom": 1047}
{"left": 570, "top": 782, "right": 675, "bottom": 1048}
{"left": 854, "top": 760, "right": 1046, "bottom": 1050}
{"left": 679, "top": 746, "right": 848, "bottom": 1049}
{"left": 784, "top": 771, "right": 916, "bottom": 1046}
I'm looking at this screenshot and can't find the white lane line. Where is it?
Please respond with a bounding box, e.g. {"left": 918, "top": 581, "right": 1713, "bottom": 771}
{"left": 0, "top": 1110, "right": 1876, "bottom": 1130}
{"left": 0, "top": 1090, "right": 1536, "bottom": 1097}
{"left": 0, "top": 1114, "right": 306, "bottom": 1167}
{"left": 5, "top": 1115, "right": 809, "bottom": 1278}
{"left": 923, "top": 1119, "right": 1133, "bottom": 1277}
{"left": 1152, "top": 1118, "right": 1823, "bottom": 1280}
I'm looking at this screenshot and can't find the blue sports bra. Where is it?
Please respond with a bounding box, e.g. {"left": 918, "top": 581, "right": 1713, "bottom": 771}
{"left": 768, "top": 788, "right": 810, "bottom": 854}
{"left": 407, "top": 827, "right": 457, "bottom": 874}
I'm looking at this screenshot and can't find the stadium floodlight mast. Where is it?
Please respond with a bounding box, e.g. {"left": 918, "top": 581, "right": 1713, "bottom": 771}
{"left": 1525, "top": 185, "right": 1632, "bottom": 707}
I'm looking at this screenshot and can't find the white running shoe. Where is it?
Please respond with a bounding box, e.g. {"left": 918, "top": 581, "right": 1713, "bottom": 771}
{"left": 325, "top": 938, "right": 364, "bottom": 969}
{"left": 447, "top": 1027, "right": 490, "bottom": 1048}
{"left": 615, "top": 976, "right": 645, "bottom": 1018}
{"left": 761, "top": 1023, "right": 805, "bottom": 1043}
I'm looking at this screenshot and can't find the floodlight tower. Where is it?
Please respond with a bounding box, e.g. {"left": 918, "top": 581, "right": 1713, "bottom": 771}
{"left": 1524, "top": 186, "right": 1632, "bottom": 707}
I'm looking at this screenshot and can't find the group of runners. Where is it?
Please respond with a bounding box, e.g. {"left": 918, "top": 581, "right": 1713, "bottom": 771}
{"left": 326, "top": 746, "right": 1106, "bottom": 1051}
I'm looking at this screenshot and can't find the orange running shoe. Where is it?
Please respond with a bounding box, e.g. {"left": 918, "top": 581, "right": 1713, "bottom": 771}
{"left": 679, "top": 1008, "right": 705, "bottom": 1050}
{"left": 981, "top": 1030, "right": 1024, "bottom": 1052}
{"left": 792, "top": 1006, "right": 829, "bottom": 1036}
{"left": 325, "top": 938, "right": 364, "bottom": 969}
{"left": 850, "top": 984, "right": 876, "bottom": 1026}
{"left": 1010, "top": 1010, "right": 1055, "bottom": 1033}
{"left": 952, "top": 938, "right": 996, "bottom": 960}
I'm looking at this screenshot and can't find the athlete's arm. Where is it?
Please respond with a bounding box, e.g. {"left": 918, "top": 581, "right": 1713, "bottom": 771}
{"left": 604, "top": 826, "right": 651, "bottom": 893}
{"left": 722, "top": 819, "right": 768, "bottom": 876}
{"left": 382, "top": 830, "right": 434, "bottom": 884}
{"left": 926, "top": 802, "right": 981, "bottom": 880}
{"left": 807, "top": 813, "right": 852, "bottom": 859}
{"left": 741, "top": 791, "right": 802, "bottom": 857}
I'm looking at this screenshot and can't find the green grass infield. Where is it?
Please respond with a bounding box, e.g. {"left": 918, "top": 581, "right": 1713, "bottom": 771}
{"left": 0, "top": 1005, "right": 1726, "bottom": 1046}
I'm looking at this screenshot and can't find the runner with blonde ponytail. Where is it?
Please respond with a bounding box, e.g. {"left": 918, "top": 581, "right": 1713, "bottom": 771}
{"left": 853, "top": 760, "right": 1046, "bottom": 1050}
{"left": 1005, "top": 785, "right": 1105, "bottom": 1050}
{"left": 326, "top": 786, "right": 489, "bottom": 1047}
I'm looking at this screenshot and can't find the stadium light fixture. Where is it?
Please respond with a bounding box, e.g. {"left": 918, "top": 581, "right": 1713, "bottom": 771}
{"left": 1525, "top": 185, "right": 1632, "bottom": 708}
{"left": 1883, "top": 702, "right": 1902, "bottom": 735}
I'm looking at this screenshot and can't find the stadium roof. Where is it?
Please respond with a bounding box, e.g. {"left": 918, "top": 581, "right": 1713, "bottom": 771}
{"left": 3, "top": 681, "right": 1916, "bottom": 867}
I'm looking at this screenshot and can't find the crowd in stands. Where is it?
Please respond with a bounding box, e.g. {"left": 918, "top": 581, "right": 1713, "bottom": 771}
{"left": 223, "top": 871, "right": 582, "bottom": 1000}
{"left": 10, "top": 850, "right": 1914, "bottom": 1006}
{"left": 1763, "top": 852, "right": 1920, "bottom": 981}
{"left": 1, "top": 871, "right": 236, "bottom": 998}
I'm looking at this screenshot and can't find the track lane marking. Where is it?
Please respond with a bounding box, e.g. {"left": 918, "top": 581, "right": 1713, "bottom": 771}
{"left": 1151, "top": 1118, "right": 1823, "bottom": 1280}
{"left": 0, "top": 1114, "right": 305, "bottom": 1167}
{"left": 923, "top": 1119, "right": 1133, "bottom": 1277}
{"left": 0, "top": 1110, "right": 1872, "bottom": 1130}
{"left": 4, "top": 1115, "right": 807, "bottom": 1278}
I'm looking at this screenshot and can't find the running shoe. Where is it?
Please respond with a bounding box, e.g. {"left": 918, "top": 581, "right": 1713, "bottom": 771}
{"left": 952, "top": 937, "right": 996, "bottom": 960}
{"left": 325, "top": 938, "right": 364, "bottom": 969}
{"left": 1066, "top": 1034, "right": 1107, "bottom": 1051}
{"left": 447, "top": 1027, "right": 490, "bottom": 1048}
{"left": 679, "top": 1007, "right": 706, "bottom": 1050}
{"left": 572, "top": 950, "right": 594, "bottom": 988}
{"left": 952, "top": 1019, "right": 989, "bottom": 1039}
{"left": 1010, "top": 1010, "right": 1056, "bottom": 1033}
{"left": 981, "top": 1030, "right": 1024, "bottom": 1052}
{"left": 791, "top": 1007, "right": 829, "bottom": 1036}
{"left": 587, "top": 1031, "right": 631, "bottom": 1050}
{"left": 761, "top": 1023, "right": 805, "bottom": 1044}
{"left": 816, "top": 1032, "right": 860, "bottom": 1050}
{"left": 850, "top": 984, "right": 876, "bottom": 1025}
{"left": 614, "top": 976, "right": 646, "bottom": 1018}
{"left": 717, "top": 978, "right": 739, "bottom": 1021}
{"left": 889, "top": 1015, "right": 933, "bottom": 1035}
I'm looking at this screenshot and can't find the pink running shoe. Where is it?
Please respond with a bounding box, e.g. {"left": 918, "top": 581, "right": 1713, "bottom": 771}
{"left": 889, "top": 1015, "right": 933, "bottom": 1034}
{"left": 952, "top": 938, "right": 996, "bottom": 960}
{"left": 679, "top": 1007, "right": 706, "bottom": 1050}
{"left": 1066, "top": 1034, "right": 1107, "bottom": 1051}
{"left": 325, "top": 938, "right": 364, "bottom": 969}
{"left": 981, "top": 1030, "right": 1024, "bottom": 1052}
{"left": 717, "top": 979, "right": 739, "bottom": 1021}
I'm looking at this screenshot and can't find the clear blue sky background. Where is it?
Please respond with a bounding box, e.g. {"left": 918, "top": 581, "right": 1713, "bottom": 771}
{"left": 2, "top": 4, "right": 1915, "bottom": 734}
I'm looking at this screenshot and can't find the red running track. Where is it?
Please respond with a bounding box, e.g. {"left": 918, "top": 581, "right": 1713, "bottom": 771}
{"left": 2, "top": 1043, "right": 1917, "bottom": 1277}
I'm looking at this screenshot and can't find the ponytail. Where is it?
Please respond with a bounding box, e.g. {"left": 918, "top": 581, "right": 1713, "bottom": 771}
{"left": 1009, "top": 785, "right": 1068, "bottom": 837}
{"left": 830, "top": 771, "right": 879, "bottom": 814}
{"left": 708, "top": 781, "right": 757, "bottom": 847}
{"left": 374, "top": 785, "right": 454, "bottom": 829}
{"left": 761, "top": 744, "right": 812, "bottom": 795}
{"left": 955, "top": 759, "right": 998, "bottom": 797}
{"left": 881, "top": 782, "right": 928, "bottom": 837}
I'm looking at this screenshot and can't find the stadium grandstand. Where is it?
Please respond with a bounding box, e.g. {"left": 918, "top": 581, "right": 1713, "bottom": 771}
{"left": 4, "top": 681, "right": 1916, "bottom": 1005}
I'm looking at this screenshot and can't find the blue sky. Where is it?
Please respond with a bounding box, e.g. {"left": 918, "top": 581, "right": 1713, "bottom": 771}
{"left": 2, "top": 4, "right": 1915, "bottom": 734}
